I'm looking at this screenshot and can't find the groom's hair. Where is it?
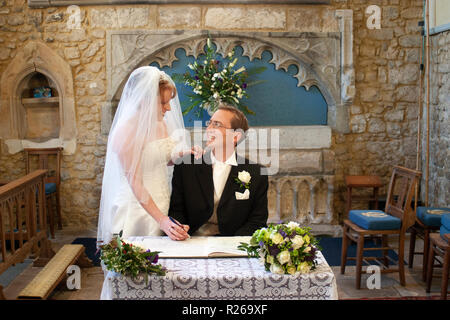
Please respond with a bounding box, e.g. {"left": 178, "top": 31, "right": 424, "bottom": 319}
{"left": 217, "top": 103, "right": 249, "bottom": 145}
{"left": 217, "top": 103, "right": 249, "bottom": 132}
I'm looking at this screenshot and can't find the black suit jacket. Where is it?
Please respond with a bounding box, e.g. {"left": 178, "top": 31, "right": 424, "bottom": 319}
{"left": 168, "top": 151, "right": 268, "bottom": 236}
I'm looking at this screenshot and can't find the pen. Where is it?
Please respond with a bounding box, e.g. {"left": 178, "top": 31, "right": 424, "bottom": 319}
{"left": 169, "top": 216, "right": 190, "bottom": 238}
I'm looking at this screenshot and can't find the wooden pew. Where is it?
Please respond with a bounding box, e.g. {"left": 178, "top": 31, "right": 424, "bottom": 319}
{"left": 0, "top": 170, "right": 55, "bottom": 299}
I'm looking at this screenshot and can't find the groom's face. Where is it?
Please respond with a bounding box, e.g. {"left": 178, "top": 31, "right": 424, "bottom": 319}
{"left": 206, "top": 110, "right": 238, "bottom": 153}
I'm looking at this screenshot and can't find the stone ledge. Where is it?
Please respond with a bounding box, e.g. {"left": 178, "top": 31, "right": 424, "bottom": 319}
{"left": 189, "top": 125, "right": 332, "bottom": 149}
{"left": 28, "top": 0, "right": 330, "bottom": 8}
{"left": 4, "top": 138, "right": 76, "bottom": 155}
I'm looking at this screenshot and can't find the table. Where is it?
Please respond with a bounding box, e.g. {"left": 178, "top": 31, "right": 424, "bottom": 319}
{"left": 101, "top": 238, "right": 338, "bottom": 300}
{"left": 345, "top": 175, "right": 383, "bottom": 216}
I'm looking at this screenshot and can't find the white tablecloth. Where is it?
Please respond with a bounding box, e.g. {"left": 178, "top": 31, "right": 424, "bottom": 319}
{"left": 101, "top": 237, "right": 338, "bottom": 300}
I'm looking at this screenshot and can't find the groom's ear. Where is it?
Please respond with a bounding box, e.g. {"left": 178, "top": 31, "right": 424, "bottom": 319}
{"left": 233, "top": 128, "right": 245, "bottom": 146}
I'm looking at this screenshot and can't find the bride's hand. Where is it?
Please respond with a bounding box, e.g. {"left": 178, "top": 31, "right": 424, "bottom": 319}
{"left": 159, "top": 216, "right": 190, "bottom": 241}
{"left": 191, "top": 145, "right": 203, "bottom": 159}
{"left": 177, "top": 145, "right": 203, "bottom": 160}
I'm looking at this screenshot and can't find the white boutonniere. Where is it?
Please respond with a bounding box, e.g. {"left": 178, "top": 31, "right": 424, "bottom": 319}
{"left": 235, "top": 170, "right": 251, "bottom": 200}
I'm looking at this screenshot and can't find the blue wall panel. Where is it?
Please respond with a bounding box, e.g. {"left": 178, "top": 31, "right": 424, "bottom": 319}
{"left": 151, "top": 45, "right": 328, "bottom": 127}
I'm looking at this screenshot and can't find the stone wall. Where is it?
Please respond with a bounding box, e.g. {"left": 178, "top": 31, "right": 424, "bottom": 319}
{"left": 0, "top": 0, "right": 426, "bottom": 231}
{"left": 420, "top": 29, "right": 450, "bottom": 207}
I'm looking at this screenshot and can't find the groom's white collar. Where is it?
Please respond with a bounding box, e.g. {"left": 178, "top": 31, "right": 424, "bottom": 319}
{"left": 210, "top": 150, "right": 238, "bottom": 166}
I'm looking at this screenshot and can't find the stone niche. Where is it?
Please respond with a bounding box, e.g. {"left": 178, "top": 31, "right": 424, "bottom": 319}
{"left": 19, "top": 72, "right": 60, "bottom": 140}
{"left": 103, "top": 21, "right": 354, "bottom": 236}
{"left": 0, "top": 41, "right": 77, "bottom": 155}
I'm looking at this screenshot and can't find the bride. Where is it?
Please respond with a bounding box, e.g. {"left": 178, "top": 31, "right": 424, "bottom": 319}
{"left": 97, "top": 66, "right": 195, "bottom": 246}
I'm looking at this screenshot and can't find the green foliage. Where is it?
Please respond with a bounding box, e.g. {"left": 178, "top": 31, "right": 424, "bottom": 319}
{"left": 100, "top": 232, "right": 166, "bottom": 284}
{"left": 172, "top": 36, "right": 266, "bottom": 116}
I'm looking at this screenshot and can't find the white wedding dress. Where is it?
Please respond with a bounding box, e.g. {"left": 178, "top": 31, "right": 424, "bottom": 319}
{"left": 110, "top": 136, "right": 176, "bottom": 238}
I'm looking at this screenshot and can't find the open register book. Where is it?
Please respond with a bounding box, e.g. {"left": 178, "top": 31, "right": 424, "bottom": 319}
{"left": 127, "top": 236, "right": 252, "bottom": 258}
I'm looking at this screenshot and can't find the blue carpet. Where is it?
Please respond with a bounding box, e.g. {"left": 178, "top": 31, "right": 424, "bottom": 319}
{"left": 317, "top": 236, "right": 402, "bottom": 266}
{"left": 71, "top": 237, "right": 101, "bottom": 266}
{"left": 0, "top": 259, "right": 33, "bottom": 288}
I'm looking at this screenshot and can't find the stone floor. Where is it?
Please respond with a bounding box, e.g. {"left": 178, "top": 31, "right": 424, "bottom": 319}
{"left": 1, "top": 227, "right": 447, "bottom": 300}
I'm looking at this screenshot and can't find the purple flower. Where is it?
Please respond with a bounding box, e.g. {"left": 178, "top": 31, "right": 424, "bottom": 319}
{"left": 195, "top": 76, "right": 199, "bottom": 80}
{"left": 268, "top": 245, "right": 280, "bottom": 257}
{"left": 279, "top": 230, "right": 287, "bottom": 238}
{"left": 259, "top": 240, "right": 264, "bottom": 248}
{"left": 242, "top": 83, "right": 247, "bottom": 89}
{"left": 146, "top": 252, "right": 159, "bottom": 264}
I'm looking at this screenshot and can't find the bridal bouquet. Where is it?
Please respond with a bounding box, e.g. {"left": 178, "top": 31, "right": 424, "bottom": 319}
{"left": 100, "top": 231, "right": 166, "bottom": 283}
{"left": 173, "top": 37, "right": 265, "bottom": 117}
{"left": 238, "top": 222, "right": 320, "bottom": 275}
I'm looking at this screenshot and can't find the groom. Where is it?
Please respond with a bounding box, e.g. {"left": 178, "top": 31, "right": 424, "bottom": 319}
{"left": 168, "top": 104, "right": 268, "bottom": 239}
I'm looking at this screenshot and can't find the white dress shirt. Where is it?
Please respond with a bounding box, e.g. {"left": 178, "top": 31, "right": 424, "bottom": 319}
{"left": 193, "top": 150, "right": 238, "bottom": 236}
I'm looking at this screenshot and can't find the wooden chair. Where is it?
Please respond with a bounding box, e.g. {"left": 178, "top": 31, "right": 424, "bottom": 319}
{"left": 345, "top": 175, "right": 383, "bottom": 215}
{"left": 426, "top": 233, "right": 449, "bottom": 300}
{"left": 24, "top": 148, "right": 63, "bottom": 238}
{"left": 408, "top": 206, "right": 449, "bottom": 281}
{"left": 340, "top": 166, "right": 421, "bottom": 289}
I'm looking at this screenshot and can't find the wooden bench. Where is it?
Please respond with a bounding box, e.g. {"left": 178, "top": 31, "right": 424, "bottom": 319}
{"left": 17, "top": 244, "right": 92, "bottom": 300}
{"left": 0, "top": 170, "right": 55, "bottom": 300}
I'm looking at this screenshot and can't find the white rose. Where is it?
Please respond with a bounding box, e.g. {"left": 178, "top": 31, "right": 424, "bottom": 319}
{"left": 297, "top": 262, "right": 311, "bottom": 273}
{"left": 291, "top": 235, "right": 304, "bottom": 250}
{"left": 238, "top": 170, "right": 251, "bottom": 184}
{"left": 213, "top": 92, "right": 219, "bottom": 99}
{"left": 287, "top": 265, "right": 297, "bottom": 275}
{"left": 277, "top": 251, "right": 291, "bottom": 265}
{"left": 270, "top": 232, "right": 284, "bottom": 245}
{"left": 270, "top": 263, "right": 285, "bottom": 275}
{"left": 304, "top": 246, "right": 311, "bottom": 253}
{"left": 286, "top": 221, "right": 300, "bottom": 229}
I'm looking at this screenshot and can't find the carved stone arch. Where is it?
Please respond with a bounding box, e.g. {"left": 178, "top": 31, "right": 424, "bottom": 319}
{"left": 105, "top": 30, "right": 351, "bottom": 134}
{"left": 279, "top": 178, "right": 294, "bottom": 222}
{"left": 297, "top": 179, "right": 312, "bottom": 223}
{"left": 0, "top": 41, "right": 77, "bottom": 154}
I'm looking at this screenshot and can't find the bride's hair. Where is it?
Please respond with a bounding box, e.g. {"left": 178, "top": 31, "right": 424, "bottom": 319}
{"left": 159, "top": 72, "right": 177, "bottom": 98}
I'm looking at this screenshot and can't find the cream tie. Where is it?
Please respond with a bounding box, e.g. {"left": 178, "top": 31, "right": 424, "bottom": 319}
{"left": 213, "top": 161, "right": 230, "bottom": 199}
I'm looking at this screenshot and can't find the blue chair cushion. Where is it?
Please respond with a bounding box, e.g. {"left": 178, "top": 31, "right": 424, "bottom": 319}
{"left": 440, "top": 225, "right": 450, "bottom": 240}
{"left": 45, "top": 183, "right": 56, "bottom": 195}
{"left": 442, "top": 213, "right": 450, "bottom": 230}
{"left": 416, "top": 207, "right": 450, "bottom": 227}
{"left": 349, "top": 210, "right": 401, "bottom": 230}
